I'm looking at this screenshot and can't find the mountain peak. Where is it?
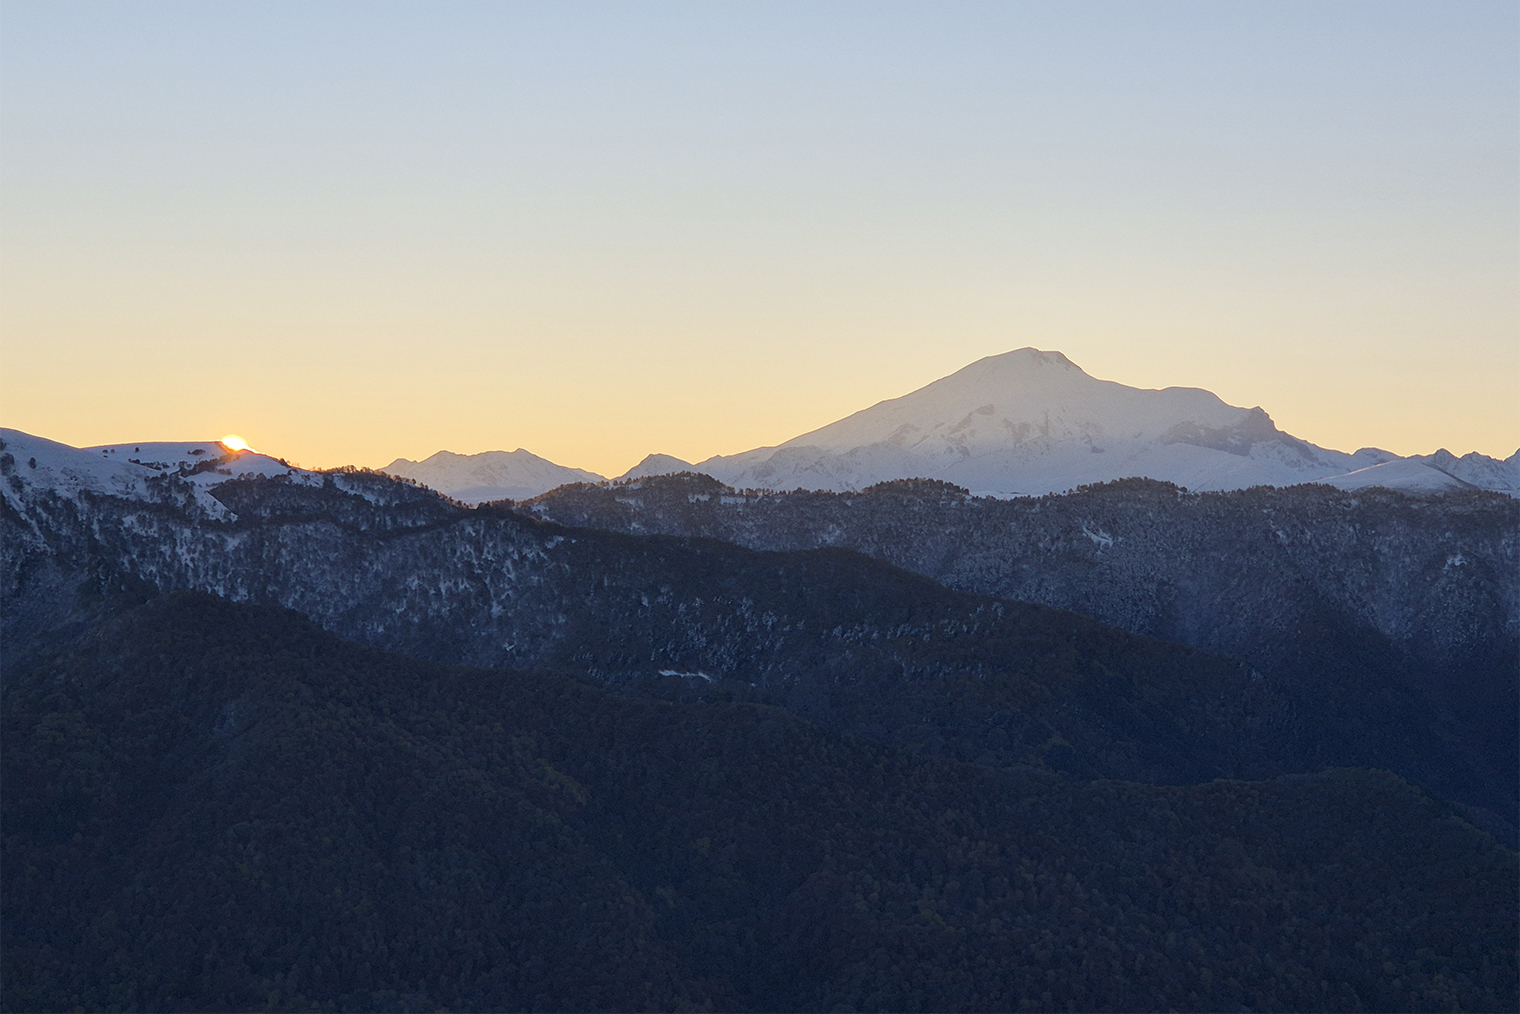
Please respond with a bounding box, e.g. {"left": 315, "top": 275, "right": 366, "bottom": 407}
{"left": 381, "top": 447, "right": 604, "bottom": 503}
{"left": 697, "top": 348, "right": 1374, "bottom": 494}
{"left": 618, "top": 453, "right": 695, "bottom": 482}
{"left": 960, "top": 347, "right": 1083, "bottom": 375}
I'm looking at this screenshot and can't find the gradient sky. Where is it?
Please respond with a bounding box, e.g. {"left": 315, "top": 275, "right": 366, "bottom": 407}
{"left": 2, "top": 1, "right": 1516, "bottom": 475}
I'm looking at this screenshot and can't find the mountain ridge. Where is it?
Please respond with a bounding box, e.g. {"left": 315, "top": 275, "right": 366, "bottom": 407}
{"left": 381, "top": 447, "right": 603, "bottom": 504}
{"left": 5, "top": 349, "right": 1514, "bottom": 502}
{"left": 4, "top": 426, "right": 1516, "bottom": 1010}
{"left": 4, "top": 435, "right": 1515, "bottom": 839}
{"left": 364, "top": 348, "right": 1517, "bottom": 498}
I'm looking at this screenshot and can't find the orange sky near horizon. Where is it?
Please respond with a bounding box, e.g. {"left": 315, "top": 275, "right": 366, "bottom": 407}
{"left": 3, "top": 332, "right": 1515, "bottom": 478}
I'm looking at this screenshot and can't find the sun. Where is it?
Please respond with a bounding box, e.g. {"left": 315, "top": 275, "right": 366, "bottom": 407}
{"left": 220, "top": 435, "right": 254, "bottom": 453}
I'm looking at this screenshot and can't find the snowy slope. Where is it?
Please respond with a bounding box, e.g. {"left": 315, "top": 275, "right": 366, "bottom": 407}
{"left": 382, "top": 449, "right": 603, "bottom": 504}
{"left": 1311, "top": 449, "right": 1520, "bottom": 497}
{"left": 0, "top": 429, "right": 321, "bottom": 520}
{"left": 1418, "top": 449, "right": 1520, "bottom": 494}
{"left": 1315, "top": 458, "right": 1478, "bottom": 494}
{"left": 666, "top": 349, "right": 1396, "bottom": 495}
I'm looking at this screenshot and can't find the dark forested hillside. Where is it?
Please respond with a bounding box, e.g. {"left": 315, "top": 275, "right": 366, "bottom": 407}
{"left": 4, "top": 458, "right": 1517, "bottom": 1011}
{"left": 3, "top": 468, "right": 1512, "bottom": 834}
{"left": 524, "top": 474, "right": 1518, "bottom": 681}
{"left": 525, "top": 474, "right": 1520, "bottom": 838}
{"left": 4, "top": 594, "right": 1515, "bottom": 1013}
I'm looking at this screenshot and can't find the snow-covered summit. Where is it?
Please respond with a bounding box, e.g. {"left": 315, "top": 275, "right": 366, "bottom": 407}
{"left": 781, "top": 347, "right": 1251, "bottom": 456}
{"left": 381, "top": 449, "right": 603, "bottom": 504}
{"left": 666, "top": 348, "right": 1397, "bottom": 494}
{"left": 1417, "top": 449, "right": 1520, "bottom": 493}
{"left": 0, "top": 428, "right": 321, "bottom": 520}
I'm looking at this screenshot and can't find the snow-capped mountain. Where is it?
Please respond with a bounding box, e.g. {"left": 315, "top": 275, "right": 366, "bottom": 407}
{"left": 615, "top": 348, "right": 1517, "bottom": 496}
{"left": 381, "top": 449, "right": 603, "bottom": 504}
{"left": 12, "top": 350, "right": 1513, "bottom": 505}
{"left": 641, "top": 348, "right": 1391, "bottom": 494}
{"left": 1415, "top": 449, "right": 1520, "bottom": 493}
{"left": 0, "top": 429, "right": 321, "bottom": 520}
{"left": 1316, "top": 449, "right": 1520, "bottom": 495}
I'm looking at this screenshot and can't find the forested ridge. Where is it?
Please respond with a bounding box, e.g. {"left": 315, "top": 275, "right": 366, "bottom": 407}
{"left": 4, "top": 461, "right": 1517, "bottom": 1011}
{"left": 4, "top": 593, "right": 1515, "bottom": 1012}
{"left": 525, "top": 473, "right": 1520, "bottom": 839}
{"left": 4, "top": 468, "right": 1510, "bottom": 837}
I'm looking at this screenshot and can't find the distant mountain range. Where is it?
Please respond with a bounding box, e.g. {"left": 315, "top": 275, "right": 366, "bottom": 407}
{"left": 381, "top": 448, "right": 601, "bottom": 503}
{"left": 5, "top": 426, "right": 1515, "bottom": 842}
{"left": 3, "top": 349, "right": 1513, "bottom": 505}
{"left": 385, "top": 349, "right": 1520, "bottom": 501}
